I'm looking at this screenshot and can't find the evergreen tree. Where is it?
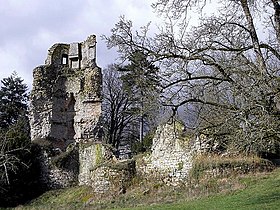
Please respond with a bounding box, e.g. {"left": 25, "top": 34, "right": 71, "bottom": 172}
{"left": 0, "top": 72, "right": 28, "bottom": 129}
{"left": 0, "top": 72, "right": 40, "bottom": 207}
{"left": 120, "top": 51, "right": 160, "bottom": 142}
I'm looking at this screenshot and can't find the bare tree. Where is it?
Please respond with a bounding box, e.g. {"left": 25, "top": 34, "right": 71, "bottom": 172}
{"left": 103, "top": 61, "right": 162, "bottom": 155}
{"left": 102, "top": 65, "right": 138, "bottom": 149}
{"left": 0, "top": 126, "right": 29, "bottom": 186}
{"left": 103, "top": 0, "right": 280, "bottom": 155}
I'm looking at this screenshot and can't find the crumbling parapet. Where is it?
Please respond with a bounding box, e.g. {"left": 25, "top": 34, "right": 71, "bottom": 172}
{"left": 45, "top": 35, "right": 97, "bottom": 69}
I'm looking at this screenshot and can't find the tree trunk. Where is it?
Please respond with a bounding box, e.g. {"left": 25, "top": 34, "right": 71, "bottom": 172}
{"left": 271, "top": 0, "right": 280, "bottom": 44}
{"left": 139, "top": 115, "right": 144, "bottom": 143}
{"left": 240, "top": 0, "right": 266, "bottom": 74}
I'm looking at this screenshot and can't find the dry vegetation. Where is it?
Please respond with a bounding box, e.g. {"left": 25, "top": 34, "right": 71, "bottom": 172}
{"left": 13, "top": 155, "right": 277, "bottom": 210}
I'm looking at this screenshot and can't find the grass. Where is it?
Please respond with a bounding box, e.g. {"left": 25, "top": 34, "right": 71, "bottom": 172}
{"left": 12, "top": 154, "right": 280, "bottom": 210}
{"left": 13, "top": 186, "right": 93, "bottom": 210}
{"left": 190, "top": 154, "right": 274, "bottom": 181}
{"left": 119, "top": 169, "right": 280, "bottom": 210}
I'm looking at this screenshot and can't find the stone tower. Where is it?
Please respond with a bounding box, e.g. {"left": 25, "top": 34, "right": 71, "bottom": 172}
{"left": 29, "top": 35, "right": 102, "bottom": 150}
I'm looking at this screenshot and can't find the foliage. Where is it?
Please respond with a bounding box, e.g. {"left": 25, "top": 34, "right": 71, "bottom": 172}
{"left": 103, "top": 0, "right": 280, "bottom": 155}
{"left": 0, "top": 71, "right": 28, "bottom": 129}
{"left": 120, "top": 51, "right": 160, "bottom": 97}
{"left": 0, "top": 119, "right": 44, "bottom": 207}
{"left": 190, "top": 154, "right": 275, "bottom": 181}
{"left": 120, "top": 51, "right": 161, "bottom": 142}
{"left": 0, "top": 73, "right": 42, "bottom": 207}
{"left": 0, "top": 73, "right": 30, "bottom": 187}
{"left": 51, "top": 144, "right": 79, "bottom": 173}
{"left": 0, "top": 120, "right": 30, "bottom": 186}
{"left": 131, "top": 128, "right": 155, "bottom": 154}
{"left": 102, "top": 61, "right": 160, "bottom": 152}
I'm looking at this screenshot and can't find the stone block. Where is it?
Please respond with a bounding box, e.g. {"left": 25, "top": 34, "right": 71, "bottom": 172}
{"left": 69, "top": 43, "right": 79, "bottom": 58}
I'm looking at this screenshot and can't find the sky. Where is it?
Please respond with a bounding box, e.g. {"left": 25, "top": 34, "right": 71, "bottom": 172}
{"left": 0, "top": 0, "right": 160, "bottom": 88}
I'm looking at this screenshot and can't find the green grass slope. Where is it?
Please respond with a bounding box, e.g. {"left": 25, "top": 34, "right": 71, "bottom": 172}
{"left": 124, "top": 169, "right": 280, "bottom": 210}
{"left": 14, "top": 168, "right": 280, "bottom": 210}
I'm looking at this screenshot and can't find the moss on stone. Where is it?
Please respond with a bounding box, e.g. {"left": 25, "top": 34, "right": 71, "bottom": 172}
{"left": 108, "top": 159, "right": 136, "bottom": 172}
{"left": 95, "top": 143, "right": 103, "bottom": 165}
{"left": 174, "top": 119, "right": 193, "bottom": 146}
{"left": 91, "top": 159, "right": 136, "bottom": 176}
{"left": 78, "top": 141, "right": 95, "bottom": 150}
{"left": 177, "top": 161, "right": 184, "bottom": 171}
{"left": 189, "top": 154, "right": 275, "bottom": 181}
{"left": 174, "top": 120, "right": 185, "bottom": 134}
{"left": 51, "top": 145, "right": 79, "bottom": 173}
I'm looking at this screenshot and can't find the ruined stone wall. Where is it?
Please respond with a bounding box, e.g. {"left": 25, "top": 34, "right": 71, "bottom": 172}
{"left": 90, "top": 160, "right": 135, "bottom": 194}
{"left": 78, "top": 143, "right": 135, "bottom": 194}
{"left": 30, "top": 35, "right": 102, "bottom": 150}
{"left": 29, "top": 35, "right": 102, "bottom": 188}
{"left": 36, "top": 146, "right": 79, "bottom": 189}
{"left": 29, "top": 35, "right": 212, "bottom": 191}
{"left": 136, "top": 121, "right": 210, "bottom": 185}
{"left": 78, "top": 143, "right": 113, "bottom": 185}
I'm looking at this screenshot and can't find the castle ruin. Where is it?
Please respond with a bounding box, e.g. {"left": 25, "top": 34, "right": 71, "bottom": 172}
{"left": 29, "top": 35, "right": 102, "bottom": 150}
{"left": 28, "top": 35, "right": 208, "bottom": 191}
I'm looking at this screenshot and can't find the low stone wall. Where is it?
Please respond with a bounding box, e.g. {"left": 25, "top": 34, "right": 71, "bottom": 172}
{"left": 190, "top": 154, "right": 275, "bottom": 181}
{"left": 78, "top": 142, "right": 135, "bottom": 194}
{"left": 48, "top": 168, "right": 77, "bottom": 189}
{"left": 35, "top": 145, "right": 79, "bottom": 189}
{"left": 78, "top": 142, "right": 113, "bottom": 185}
{"left": 90, "top": 160, "right": 136, "bottom": 194}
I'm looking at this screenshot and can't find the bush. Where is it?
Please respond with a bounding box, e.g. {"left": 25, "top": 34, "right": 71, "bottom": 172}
{"left": 132, "top": 129, "right": 155, "bottom": 154}
{"left": 0, "top": 122, "right": 44, "bottom": 207}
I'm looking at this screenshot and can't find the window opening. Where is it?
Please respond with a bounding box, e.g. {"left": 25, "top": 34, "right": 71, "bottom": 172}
{"left": 62, "top": 54, "right": 68, "bottom": 65}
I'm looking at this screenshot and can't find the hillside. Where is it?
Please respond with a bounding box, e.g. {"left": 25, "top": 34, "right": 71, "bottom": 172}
{"left": 13, "top": 166, "right": 280, "bottom": 210}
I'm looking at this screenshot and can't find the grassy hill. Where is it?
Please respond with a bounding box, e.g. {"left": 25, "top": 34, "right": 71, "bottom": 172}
{"left": 124, "top": 168, "right": 280, "bottom": 210}
{"left": 13, "top": 166, "right": 280, "bottom": 210}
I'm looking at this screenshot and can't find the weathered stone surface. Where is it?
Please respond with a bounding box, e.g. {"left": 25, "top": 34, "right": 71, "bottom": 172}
{"left": 78, "top": 143, "right": 113, "bottom": 185}
{"left": 90, "top": 160, "right": 135, "bottom": 194}
{"left": 136, "top": 120, "right": 209, "bottom": 185}
{"left": 30, "top": 35, "right": 102, "bottom": 150}
{"left": 29, "top": 34, "right": 215, "bottom": 191}
{"left": 35, "top": 145, "right": 79, "bottom": 189}
{"left": 29, "top": 35, "right": 103, "bottom": 189}
{"left": 79, "top": 142, "right": 135, "bottom": 194}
